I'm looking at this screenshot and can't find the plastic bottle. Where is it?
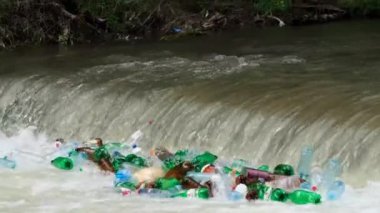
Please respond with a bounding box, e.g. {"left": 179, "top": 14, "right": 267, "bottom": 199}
{"left": 288, "top": 190, "right": 321, "bottom": 204}
{"left": 270, "top": 188, "right": 288, "bottom": 202}
{"left": 228, "top": 191, "right": 244, "bottom": 201}
{"left": 300, "top": 181, "right": 312, "bottom": 190}
{"left": 125, "top": 154, "right": 148, "bottom": 168}
{"left": 138, "top": 188, "right": 173, "bottom": 198}
{"left": 0, "top": 156, "right": 16, "bottom": 169}
{"left": 269, "top": 175, "right": 302, "bottom": 191}
{"left": 162, "top": 155, "right": 185, "bottom": 171}
{"left": 51, "top": 157, "right": 74, "bottom": 170}
{"left": 326, "top": 180, "right": 345, "bottom": 201}
{"left": 297, "top": 146, "right": 314, "bottom": 180}
{"left": 155, "top": 178, "right": 181, "bottom": 190}
{"left": 257, "top": 165, "right": 270, "bottom": 172}
{"left": 322, "top": 159, "right": 341, "bottom": 190}
{"left": 223, "top": 166, "right": 241, "bottom": 176}
{"left": 242, "top": 167, "right": 274, "bottom": 182}
{"left": 191, "top": 151, "right": 218, "bottom": 172}
{"left": 172, "top": 188, "right": 209, "bottom": 199}
{"left": 187, "top": 172, "right": 214, "bottom": 183}
{"left": 228, "top": 183, "right": 248, "bottom": 201}
{"left": 310, "top": 166, "right": 323, "bottom": 188}
{"left": 273, "top": 164, "right": 295, "bottom": 176}
{"left": 114, "top": 169, "right": 133, "bottom": 185}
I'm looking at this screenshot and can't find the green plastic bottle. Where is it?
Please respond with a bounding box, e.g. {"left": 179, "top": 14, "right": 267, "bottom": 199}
{"left": 51, "top": 157, "right": 74, "bottom": 170}
{"left": 258, "top": 165, "right": 270, "bottom": 172}
{"left": 191, "top": 151, "right": 217, "bottom": 172}
{"left": 155, "top": 178, "right": 181, "bottom": 190}
{"left": 162, "top": 152, "right": 187, "bottom": 171}
{"left": 288, "top": 190, "right": 321, "bottom": 205}
{"left": 273, "top": 164, "right": 295, "bottom": 176}
{"left": 172, "top": 188, "right": 209, "bottom": 199}
{"left": 112, "top": 157, "right": 126, "bottom": 172}
{"left": 93, "top": 145, "right": 111, "bottom": 162}
{"left": 223, "top": 166, "right": 241, "bottom": 176}
{"left": 270, "top": 188, "right": 288, "bottom": 202}
{"left": 125, "top": 154, "right": 148, "bottom": 168}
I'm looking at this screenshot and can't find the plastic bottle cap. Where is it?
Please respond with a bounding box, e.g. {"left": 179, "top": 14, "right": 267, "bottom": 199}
{"left": 235, "top": 184, "right": 248, "bottom": 196}
{"left": 54, "top": 142, "right": 62, "bottom": 148}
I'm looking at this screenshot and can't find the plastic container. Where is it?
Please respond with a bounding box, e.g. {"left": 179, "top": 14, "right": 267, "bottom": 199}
{"left": 114, "top": 169, "right": 133, "bottom": 185}
{"left": 322, "top": 159, "right": 341, "bottom": 189}
{"left": 270, "top": 188, "right": 288, "bottom": 202}
{"left": 228, "top": 191, "right": 244, "bottom": 201}
{"left": 187, "top": 172, "right": 214, "bottom": 183}
{"left": 270, "top": 175, "right": 302, "bottom": 191}
{"left": 172, "top": 188, "right": 209, "bottom": 199}
{"left": 51, "top": 157, "right": 73, "bottom": 170}
{"left": 242, "top": 167, "right": 273, "bottom": 182}
{"left": 297, "top": 146, "right": 314, "bottom": 180}
{"left": 0, "top": 156, "right": 16, "bottom": 169}
{"left": 273, "top": 164, "right": 295, "bottom": 176}
{"left": 326, "top": 180, "right": 345, "bottom": 201}
{"left": 288, "top": 189, "right": 321, "bottom": 205}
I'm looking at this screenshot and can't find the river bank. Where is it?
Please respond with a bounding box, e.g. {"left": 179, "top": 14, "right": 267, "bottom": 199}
{"left": 0, "top": 0, "right": 379, "bottom": 49}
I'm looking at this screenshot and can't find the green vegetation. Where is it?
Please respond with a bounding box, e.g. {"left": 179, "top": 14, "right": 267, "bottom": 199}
{"left": 0, "top": 0, "right": 379, "bottom": 49}
{"left": 338, "top": 0, "right": 380, "bottom": 16}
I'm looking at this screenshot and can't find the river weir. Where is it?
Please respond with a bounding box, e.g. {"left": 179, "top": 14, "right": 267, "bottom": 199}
{"left": 1, "top": 20, "right": 380, "bottom": 212}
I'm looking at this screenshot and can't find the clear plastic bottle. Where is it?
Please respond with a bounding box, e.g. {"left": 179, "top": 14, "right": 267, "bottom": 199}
{"left": 322, "top": 159, "right": 341, "bottom": 190}
{"left": 186, "top": 171, "right": 216, "bottom": 182}
{"left": 326, "top": 180, "right": 345, "bottom": 201}
{"left": 0, "top": 156, "right": 16, "bottom": 169}
{"left": 310, "top": 166, "right": 323, "bottom": 188}
{"left": 297, "top": 146, "right": 314, "bottom": 180}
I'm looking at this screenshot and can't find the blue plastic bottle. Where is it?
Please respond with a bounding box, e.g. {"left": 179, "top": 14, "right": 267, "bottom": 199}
{"left": 114, "top": 169, "right": 133, "bottom": 185}
{"left": 326, "top": 180, "right": 345, "bottom": 201}
{"left": 0, "top": 156, "right": 16, "bottom": 169}
{"left": 322, "top": 159, "right": 341, "bottom": 190}
{"left": 297, "top": 146, "right": 314, "bottom": 180}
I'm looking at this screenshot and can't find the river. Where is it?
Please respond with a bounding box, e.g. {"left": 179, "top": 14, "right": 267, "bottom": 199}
{"left": 0, "top": 20, "right": 380, "bottom": 212}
